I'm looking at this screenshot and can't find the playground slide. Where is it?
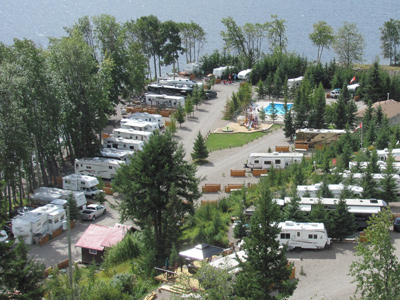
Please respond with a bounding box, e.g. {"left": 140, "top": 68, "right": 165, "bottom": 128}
{"left": 247, "top": 120, "right": 253, "bottom": 129}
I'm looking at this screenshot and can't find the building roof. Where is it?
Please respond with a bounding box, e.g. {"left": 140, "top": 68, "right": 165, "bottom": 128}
{"left": 356, "top": 100, "right": 400, "bottom": 119}
{"left": 75, "top": 224, "right": 131, "bottom": 251}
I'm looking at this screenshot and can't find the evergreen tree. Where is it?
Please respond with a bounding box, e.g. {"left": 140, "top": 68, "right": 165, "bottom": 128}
{"left": 256, "top": 79, "right": 266, "bottom": 100}
{"left": 283, "top": 107, "right": 295, "bottom": 140}
{"left": 269, "top": 100, "right": 278, "bottom": 124}
{"left": 329, "top": 197, "right": 357, "bottom": 241}
{"left": 265, "top": 74, "right": 273, "bottom": 99}
{"left": 259, "top": 106, "right": 266, "bottom": 123}
{"left": 309, "top": 199, "right": 331, "bottom": 233}
{"left": 67, "top": 193, "right": 80, "bottom": 220}
{"left": 233, "top": 208, "right": 249, "bottom": 240}
{"left": 175, "top": 103, "right": 185, "bottom": 128}
{"left": 185, "top": 95, "right": 194, "bottom": 117}
{"left": 380, "top": 151, "right": 398, "bottom": 202}
{"left": 350, "top": 208, "right": 400, "bottom": 300}
{"left": 361, "top": 165, "right": 378, "bottom": 199}
{"left": 283, "top": 187, "right": 308, "bottom": 222}
{"left": 364, "top": 61, "right": 387, "bottom": 103}
{"left": 317, "top": 176, "right": 334, "bottom": 198}
{"left": 191, "top": 131, "right": 209, "bottom": 161}
{"left": 234, "top": 181, "right": 297, "bottom": 299}
{"left": 309, "top": 83, "right": 326, "bottom": 128}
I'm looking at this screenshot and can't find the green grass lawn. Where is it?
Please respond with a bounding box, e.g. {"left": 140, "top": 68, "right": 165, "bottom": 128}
{"left": 205, "top": 125, "right": 281, "bottom": 151}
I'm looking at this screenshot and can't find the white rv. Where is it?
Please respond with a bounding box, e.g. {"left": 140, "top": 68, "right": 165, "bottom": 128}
{"left": 212, "top": 66, "right": 233, "bottom": 79}
{"left": 127, "top": 112, "right": 163, "bottom": 129}
{"left": 113, "top": 127, "right": 152, "bottom": 142}
{"left": 62, "top": 174, "right": 103, "bottom": 198}
{"left": 296, "top": 182, "right": 363, "bottom": 197}
{"left": 376, "top": 148, "right": 400, "bottom": 161}
{"left": 75, "top": 157, "right": 124, "bottom": 180}
{"left": 341, "top": 172, "right": 400, "bottom": 193}
{"left": 100, "top": 148, "right": 134, "bottom": 164}
{"left": 277, "top": 221, "right": 331, "bottom": 250}
{"left": 147, "top": 83, "right": 193, "bottom": 96}
{"left": 348, "top": 161, "right": 400, "bottom": 173}
{"left": 245, "top": 152, "right": 303, "bottom": 170}
{"left": 185, "top": 63, "right": 200, "bottom": 75}
{"left": 120, "top": 118, "right": 158, "bottom": 132}
{"left": 144, "top": 94, "right": 185, "bottom": 108}
{"left": 237, "top": 69, "right": 252, "bottom": 80}
{"left": 31, "top": 187, "right": 87, "bottom": 208}
{"left": 287, "top": 76, "right": 304, "bottom": 89}
{"left": 12, "top": 204, "right": 66, "bottom": 244}
{"left": 103, "top": 136, "right": 144, "bottom": 151}
{"left": 158, "top": 77, "right": 202, "bottom": 88}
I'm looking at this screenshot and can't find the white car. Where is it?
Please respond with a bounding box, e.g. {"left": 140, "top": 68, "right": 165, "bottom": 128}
{"left": 81, "top": 204, "right": 106, "bottom": 221}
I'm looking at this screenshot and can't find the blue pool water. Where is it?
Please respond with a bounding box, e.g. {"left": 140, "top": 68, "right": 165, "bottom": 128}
{"left": 264, "top": 103, "right": 293, "bottom": 115}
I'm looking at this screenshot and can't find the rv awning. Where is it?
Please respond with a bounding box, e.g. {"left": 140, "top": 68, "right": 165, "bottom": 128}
{"left": 348, "top": 206, "right": 381, "bottom": 214}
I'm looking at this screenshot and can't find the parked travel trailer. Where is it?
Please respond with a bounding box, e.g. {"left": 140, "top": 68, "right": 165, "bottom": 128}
{"left": 147, "top": 83, "right": 193, "bottom": 96}
{"left": 287, "top": 76, "right": 304, "bottom": 89}
{"left": 75, "top": 157, "right": 124, "bottom": 180}
{"left": 295, "top": 128, "right": 346, "bottom": 149}
{"left": 341, "top": 172, "right": 400, "bottom": 193}
{"left": 31, "top": 187, "right": 87, "bottom": 207}
{"left": 62, "top": 174, "right": 103, "bottom": 198}
{"left": 103, "top": 137, "right": 144, "bottom": 151}
{"left": 158, "top": 77, "right": 202, "bottom": 88}
{"left": 245, "top": 152, "right": 303, "bottom": 170}
{"left": 12, "top": 204, "right": 66, "bottom": 244}
{"left": 212, "top": 66, "right": 233, "bottom": 79}
{"left": 127, "top": 112, "right": 163, "bottom": 128}
{"left": 113, "top": 127, "right": 152, "bottom": 142}
{"left": 348, "top": 161, "right": 400, "bottom": 173}
{"left": 120, "top": 118, "right": 159, "bottom": 132}
{"left": 284, "top": 197, "right": 388, "bottom": 229}
{"left": 237, "top": 69, "right": 252, "bottom": 80}
{"left": 185, "top": 63, "right": 200, "bottom": 75}
{"left": 99, "top": 148, "right": 134, "bottom": 164}
{"left": 376, "top": 148, "right": 400, "bottom": 161}
{"left": 277, "top": 221, "right": 331, "bottom": 250}
{"left": 144, "top": 94, "right": 185, "bottom": 108}
{"left": 296, "top": 182, "right": 363, "bottom": 197}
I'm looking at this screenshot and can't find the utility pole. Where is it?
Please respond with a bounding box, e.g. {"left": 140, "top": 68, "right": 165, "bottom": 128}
{"left": 67, "top": 205, "right": 73, "bottom": 297}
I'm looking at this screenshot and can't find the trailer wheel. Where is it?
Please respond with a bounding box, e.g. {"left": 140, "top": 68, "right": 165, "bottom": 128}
{"left": 92, "top": 216, "right": 96, "bottom": 221}
{"left": 103, "top": 210, "right": 106, "bottom": 216}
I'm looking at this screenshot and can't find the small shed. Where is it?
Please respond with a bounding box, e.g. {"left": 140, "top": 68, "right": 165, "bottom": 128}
{"left": 75, "top": 223, "right": 133, "bottom": 264}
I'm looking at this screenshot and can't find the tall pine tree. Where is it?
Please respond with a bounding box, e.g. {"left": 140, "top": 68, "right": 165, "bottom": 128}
{"left": 191, "top": 131, "right": 209, "bottom": 161}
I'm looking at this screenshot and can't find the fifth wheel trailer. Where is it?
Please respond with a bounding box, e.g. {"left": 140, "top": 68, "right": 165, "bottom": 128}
{"left": 75, "top": 157, "right": 124, "bottom": 180}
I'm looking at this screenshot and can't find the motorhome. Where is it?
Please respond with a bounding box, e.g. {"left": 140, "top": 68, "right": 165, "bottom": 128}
{"left": 237, "top": 69, "right": 252, "bottom": 80}
{"left": 287, "top": 76, "right": 304, "bottom": 89}
{"left": 295, "top": 128, "right": 346, "bottom": 149}
{"left": 144, "top": 93, "right": 185, "bottom": 108}
{"left": 277, "top": 221, "right": 331, "bottom": 250}
{"left": 31, "top": 187, "right": 87, "bottom": 207}
{"left": 245, "top": 152, "right": 303, "bottom": 170}
{"left": 284, "top": 197, "right": 388, "bottom": 229}
{"left": 62, "top": 174, "right": 103, "bottom": 198}
{"left": 75, "top": 157, "right": 124, "bottom": 180}
{"left": 147, "top": 83, "right": 193, "bottom": 96}
{"left": 127, "top": 112, "right": 163, "bottom": 129}
{"left": 12, "top": 204, "right": 66, "bottom": 244}
{"left": 113, "top": 127, "right": 152, "bottom": 142}
{"left": 99, "top": 148, "right": 134, "bottom": 164}
{"left": 103, "top": 136, "right": 144, "bottom": 151}
{"left": 296, "top": 182, "right": 363, "bottom": 197}
{"left": 120, "top": 118, "right": 159, "bottom": 132}
{"left": 158, "top": 77, "right": 202, "bottom": 88}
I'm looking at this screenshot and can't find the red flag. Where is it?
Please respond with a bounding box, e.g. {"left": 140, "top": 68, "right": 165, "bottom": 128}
{"left": 350, "top": 76, "right": 356, "bottom": 84}
{"left": 354, "top": 122, "right": 362, "bottom": 132}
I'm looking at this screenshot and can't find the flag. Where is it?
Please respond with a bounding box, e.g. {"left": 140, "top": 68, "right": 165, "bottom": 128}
{"left": 354, "top": 122, "right": 362, "bottom": 132}
{"left": 350, "top": 76, "right": 356, "bottom": 84}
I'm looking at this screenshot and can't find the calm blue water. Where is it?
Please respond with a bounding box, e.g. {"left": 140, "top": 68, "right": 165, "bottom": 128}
{"left": 0, "top": 0, "right": 398, "bottom": 65}
{"left": 264, "top": 103, "right": 292, "bottom": 115}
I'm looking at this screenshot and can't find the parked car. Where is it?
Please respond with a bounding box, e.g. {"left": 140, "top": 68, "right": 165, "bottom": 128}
{"left": 393, "top": 217, "right": 400, "bottom": 232}
{"left": 205, "top": 90, "right": 217, "bottom": 99}
{"left": 81, "top": 204, "right": 106, "bottom": 221}
{"left": 330, "top": 88, "right": 341, "bottom": 98}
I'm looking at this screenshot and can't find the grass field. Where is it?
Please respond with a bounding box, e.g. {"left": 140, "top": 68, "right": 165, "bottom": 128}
{"left": 205, "top": 127, "right": 281, "bottom": 151}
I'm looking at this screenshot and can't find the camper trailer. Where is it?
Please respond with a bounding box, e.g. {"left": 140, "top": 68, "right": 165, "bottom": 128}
{"left": 127, "top": 112, "right": 163, "bottom": 129}
{"left": 75, "top": 157, "right": 124, "bottom": 180}
{"left": 147, "top": 83, "right": 193, "bottom": 96}
{"left": 348, "top": 161, "right": 400, "bottom": 173}
{"left": 144, "top": 93, "right": 185, "bottom": 108}
{"left": 277, "top": 221, "right": 331, "bottom": 250}
{"left": 245, "top": 152, "right": 303, "bottom": 170}
{"left": 12, "top": 204, "right": 66, "bottom": 244}
{"left": 296, "top": 182, "right": 363, "bottom": 197}
{"left": 112, "top": 127, "right": 152, "bottom": 142}
{"left": 103, "top": 137, "right": 144, "bottom": 152}
{"left": 237, "top": 69, "right": 252, "bottom": 80}
{"left": 341, "top": 172, "right": 400, "bottom": 194}
{"left": 99, "top": 148, "right": 134, "bottom": 164}
{"left": 212, "top": 66, "right": 233, "bottom": 79}
{"left": 120, "top": 118, "right": 158, "bottom": 132}
{"left": 376, "top": 148, "right": 400, "bottom": 161}
{"left": 185, "top": 63, "right": 200, "bottom": 75}
{"left": 31, "top": 187, "right": 87, "bottom": 207}
{"left": 287, "top": 76, "right": 304, "bottom": 89}
{"left": 295, "top": 128, "right": 346, "bottom": 149}
{"left": 158, "top": 77, "right": 202, "bottom": 88}
{"left": 62, "top": 174, "right": 103, "bottom": 198}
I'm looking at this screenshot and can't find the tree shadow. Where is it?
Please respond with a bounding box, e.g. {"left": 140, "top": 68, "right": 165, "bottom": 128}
{"left": 179, "top": 126, "right": 192, "bottom": 131}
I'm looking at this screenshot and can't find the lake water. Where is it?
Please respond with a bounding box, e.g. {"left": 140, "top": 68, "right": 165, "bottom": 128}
{"left": 1, "top": 0, "right": 399, "bottom": 65}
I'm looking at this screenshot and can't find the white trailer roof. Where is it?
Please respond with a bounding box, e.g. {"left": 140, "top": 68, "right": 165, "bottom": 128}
{"left": 249, "top": 152, "right": 303, "bottom": 158}
{"left": 295, "top": 128, "right": 347, "bottom": 134}
{"left": 285, "top": 197, "right": 388, "bottom": 208}
{"left": 279, "top": 221, "right": 326, "bottom": 231}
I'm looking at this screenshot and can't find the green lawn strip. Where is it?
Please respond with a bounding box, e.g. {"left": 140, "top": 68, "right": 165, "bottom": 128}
{"left": 206, "top": 131, "right": 268, "bottom": 151}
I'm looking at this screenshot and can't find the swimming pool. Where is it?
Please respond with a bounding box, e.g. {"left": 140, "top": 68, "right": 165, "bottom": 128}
{"left": 264, "top": 103, "right": 292, "bottom": 115}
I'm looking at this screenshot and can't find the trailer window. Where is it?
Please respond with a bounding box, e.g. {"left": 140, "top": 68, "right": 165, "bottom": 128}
{"left": 254, "top": 160, "right": 259, "bottom": 164}
{"left": 280, "top": 233, "right": 290, "bottom": 239}
{"left": 264, "top": 161, "right": 271, "bottom": 165}
{"left": 86, "top": 166, "right": 91, "bottom": 169}
{"left": 275, "top": 160, "right": 281, "bottom": 164}
{"left": 308, "top": 234, "right": 318, "bottom": 239}
{"left": 109, "top": 166, "right": 112, "bottom": 169}
{"left": 297, "top": 232, "right": 300, "bottom": 237}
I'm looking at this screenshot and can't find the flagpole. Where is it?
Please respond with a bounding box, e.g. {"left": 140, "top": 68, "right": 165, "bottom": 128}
{"left": 361, "top": 121, "right": 363, "bottom": 148}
